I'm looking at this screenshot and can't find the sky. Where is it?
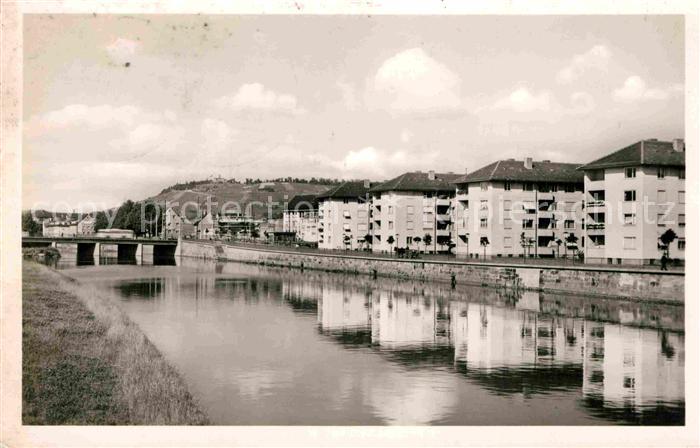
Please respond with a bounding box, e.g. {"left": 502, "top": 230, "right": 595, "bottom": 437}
{"left": 23, "top": 14, "right": 685, "bottom": 211}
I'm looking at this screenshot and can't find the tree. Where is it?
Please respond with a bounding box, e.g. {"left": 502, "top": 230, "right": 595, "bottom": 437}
{"left": 658, "top": 228, "right": 677, "bottom": 257}
{"left": 413, "top": 236, "right": 422, "bottom": 250}
{"left": 364, "top": 234, "right": 373, "bottom": 250}
{"left": 94, "top": 211, "right": 109, "bottom": 232}
{"left": 22, "top": 211, "right": 42, "bottom": 236}
{"left": 423, "top": 233, "right": 432, "bottom": 253}
{"left": 387, "top": 235, "right": 395, "bottom": 255}
{"left": 250, "top": 228, "right": 260, "bottom": 241}
{"left": 565, "top": 233, "right": 579, "bottom": 260}
{"left": 480, "top": 236, "right": 490, "bottom": 259}
{"left": 554, "top": 238, "right": 563, "bottom": 258}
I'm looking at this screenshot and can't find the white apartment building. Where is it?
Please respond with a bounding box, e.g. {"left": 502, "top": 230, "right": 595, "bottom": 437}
{"left": 317, "top": 181, "right": 373, "bottom": 250}
{"left": 282, "top": 194, "right": 320, "bottom": 244}
{"left": 452, "top": 158, "right": 585, "bottom": 259}
{"left": 579, "top": 139, "right": 685, "bottom": 265}
{"left": 369, "top": 171, "right": 460, "bottom": 254}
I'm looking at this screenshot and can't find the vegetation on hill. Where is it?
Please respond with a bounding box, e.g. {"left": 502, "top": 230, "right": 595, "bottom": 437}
{"left": 159, "top": 176, "right": 342, "bottom": 194}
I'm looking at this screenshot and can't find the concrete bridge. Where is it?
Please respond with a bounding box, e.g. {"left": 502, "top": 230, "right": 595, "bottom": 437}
{"left": 22, "top": 236, "right": 178, "bottom": 264}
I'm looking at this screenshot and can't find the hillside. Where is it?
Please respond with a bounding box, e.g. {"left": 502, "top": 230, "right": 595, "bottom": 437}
{"left": 148, "top": 181, "right": 332, "bottom": 219}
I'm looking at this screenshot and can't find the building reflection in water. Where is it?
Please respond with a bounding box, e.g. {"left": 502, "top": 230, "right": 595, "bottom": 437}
{"left": 303, "top": 278, "right": 684, "bottom": 425}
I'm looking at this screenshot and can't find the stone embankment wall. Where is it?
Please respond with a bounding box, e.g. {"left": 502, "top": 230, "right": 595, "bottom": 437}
{"left": 178, "top": 241, "right": 685, "bottom": 303}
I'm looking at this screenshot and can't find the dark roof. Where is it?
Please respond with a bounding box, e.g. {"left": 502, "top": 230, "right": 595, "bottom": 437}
{"left": 453, "top": 159, "right": 584, "bottom": 184}
{"left": 316, "top": 181, "right": 375, "bottom": 201}
{"left": 578, "top": 139, "right": 686, "bottom": 170}
{"left": 285, "top": 194, "right": 319, "bottom": 212}
{"left": 370, "top": 171, "right": 463, "bottom": 193}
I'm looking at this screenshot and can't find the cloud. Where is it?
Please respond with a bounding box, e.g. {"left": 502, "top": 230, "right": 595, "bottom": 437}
{"left": 214, "top": 83, "right": 305, "bottom": 115}
{"left": 493, "top": 87, "right": 553, "bottom": 113}
{"left": 331, "top": 146, "right": 437, "bottom": 179}
{"left": 36, "top": 104, "right": 141, "bottom": 129}
{"left": 612, "top": 76, "right": 680, "bottom": 102}
{"left": 369, "top": 48, "right": 463, "bottom": 113}
{"left": 106, "top": 38, "right": 139, "bottom": 65}
{"left": 569, "top": 91, "right": 596, "bottom": 114}
{"left": 557, "top": 45, "right": 611, "bottom": 84}
{"left": 337, "top": 80, "right": 360, "bottom": 111}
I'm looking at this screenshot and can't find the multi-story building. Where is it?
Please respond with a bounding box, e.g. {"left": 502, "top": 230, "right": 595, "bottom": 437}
{"left": 316, "top": 180, "right": 373, "bottom": 250}
{"left": 77, "top": 216, "right": 96, "bottom": 235}
{"left": 452, "top": 158, "right": 585, "bottom": 259}
{"left": 42, "top": 219, "right": 78, "bottom": 237}
{"left": 282, "top": 194, "right": 320, "bottom": 244}
{"left": 578, "top": 138, "right": 685, "bottom": 265}
{"left": 369, "top": 171, "right": 460, "bottom": 254}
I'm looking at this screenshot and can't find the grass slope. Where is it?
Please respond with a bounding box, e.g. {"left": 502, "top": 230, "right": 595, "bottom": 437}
{"left": 150, "top": 182, "right": 331, "bottom": 219}
{"left": 22, "top": 262, "right": 208, "bottom": 425}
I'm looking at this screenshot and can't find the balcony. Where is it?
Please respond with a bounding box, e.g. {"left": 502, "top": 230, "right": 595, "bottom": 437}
{"left": 457, "top": 227, "right": 468, "bottom": 236}
{"left": 437, "top": 214, "right": 451, "bottom": 223}
{"left": 586, "top": 200, "right": 605, "bottom": 208}
{"left": 436, "top": 228, "right": 451, "bottom": 237}
{"left": 538, "top": 193, "right": 555, "bottom": 201}
{"left": 436, "top": 198, "right": 451, "bottom": 207}
{"left": 586, "top": 222, "right": 605, "bottom": 231}
{"left": 537, "top": 211, "right": 554, "bottom": 219}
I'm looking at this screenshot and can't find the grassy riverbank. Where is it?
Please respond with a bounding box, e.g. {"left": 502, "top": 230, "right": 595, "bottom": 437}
{"left": 22, "top": 261, "right": 208, "bottom": 425}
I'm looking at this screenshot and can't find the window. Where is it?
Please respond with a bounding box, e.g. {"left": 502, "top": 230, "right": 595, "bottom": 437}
{"left": 657, "top": 167, "right": 666, "bottom": 179}
{"left": 480, "top": 218, "right": 488, "bottom": 228}
{"left": 358, "top": 223, "right": 367, "bottom": 232}
{"left": 358, "top": 210, "right": 367, "bottom": 218}
{"left": 624, "top": 190, "right": 636, "bottom": 202}
{"left": 388, "top": 221, "right": 394, "bottom": 230}
{"left": 624, "top": 213, "right": 636, "bottom": 226}
{"left": 678, "top": 238, "right": 686, "bottom": 250}
{"left": 623, "top": 237, "right": 636, "bottom": 250}
{"left": 504, "top": 181, "right": 511, "bottom": 191}
{"left": 406, "top": 236, "right": 412, "bottom": 246}
{"left": 679, "top": 214, "right": 685, "bottom": 227}
{"left": 657, "top": 190, "right": 667, "bottom": 203}
{"left": 388, "top": 206, "right": 394, "bottom": 215}
{"left": 407, "top": 220, "right": 414, "bottom": 230}
{"left": 343, "top": 210, "right": 351, "bottom": 219}
{"left": 625, "top": 168, "right": 636, "bottom": 178}
{"left": 564, "top": 184, "right": 577, "bottom": 193}
{"left": 679, "top": 191, "right": 685, "bottom": 204}
{"left": 680, "top": 169, "right": 685, "bottom": 179}
{"left": 504, "top": 200, "right": 512, "bottom": 211}
{"left": 406, "top": 205, "right": 414, "bottom": 215}
{"left": 343, "top": 224, "right": 351, "bottom": 231}
{"left": 522, "top": 219, "right": 534, "bottom": 229}
{"left": 480, "top": 200, "right": 488, "bottom": 210}
{"left": 524, "top": 182, "right": 534, "bottom": 191}
{"left": 564, "top": 220, "right": 575, "bottom": 229}
{"left": 480, "top": 182, "right": 489, "bottom": 191}
{"left": 504, "top": 218, "right": 512, "bottom": 230}
{"left": 566, "top": 201, "right": 576, "bottom": 212}
{"left": 657, "top": 214, "right": 666, "bottom": 227}
{"left": 504, "top": 237, "right": 512, "bottom": 248}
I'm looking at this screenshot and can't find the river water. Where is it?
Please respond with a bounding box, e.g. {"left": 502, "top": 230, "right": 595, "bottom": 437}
{"left": 57, "top": 257, "right": 685, "bottom": 425}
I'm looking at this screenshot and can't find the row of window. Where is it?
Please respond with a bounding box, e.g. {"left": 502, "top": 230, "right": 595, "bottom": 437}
{"left": 624, "top": 190, "right": 686, "bottom": 203}
{"left": 625, "top": 167, "right": 686, "bottom": 179}
{"left": 478, "top": 218, "right": 576, "bottom": 229}
{"left": 623, "top": 213, "right": 686, "bottom": 227}
{"left": 478, "top": 181, "right": 580, "bottom": 192}
{"left": 622, "top": 236, "right": 686, "bottom": 250}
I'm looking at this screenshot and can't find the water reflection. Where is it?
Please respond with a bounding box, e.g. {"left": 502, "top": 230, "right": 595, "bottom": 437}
{"left": 60, "top": 259, "right": 684, "bottom": 425}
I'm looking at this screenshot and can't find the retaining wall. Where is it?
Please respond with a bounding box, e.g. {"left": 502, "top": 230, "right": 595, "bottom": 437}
{"left": 178, "top": 241, "right": 685, "bottom": 303}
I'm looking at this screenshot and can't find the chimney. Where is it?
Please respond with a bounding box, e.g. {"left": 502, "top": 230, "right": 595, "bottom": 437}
{"left": 363, "top": 179, "right": 370, "bottom": 188}
{"left": 428, "top": 170, "right": 435, "bottom": 180}
{"left": 673, "top": 138, "right": 685, "bottom": 152}
{"left": 524, "top": 157, "right": 533, "bottom": 170}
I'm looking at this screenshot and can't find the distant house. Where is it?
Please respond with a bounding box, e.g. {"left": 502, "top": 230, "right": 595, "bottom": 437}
{"left": 195, "top": 212, "right": 217, "bottom": 240}
{"left": 258, "top": 182, "right": 275, "bottom": 191}
{"left": 164, "top": 206, "right": 199, "bottom": 239}
{"left": 77, "top": 216, "right": 96, "bottom": 235}
{"left": 282, "top": 194, "right": 320, "bottom": 244}
{"left": 95, "top": 228, "right": 135, "bottom": 239}
{"left": 42, "top": 219, "right": 78, "bottom": 237}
